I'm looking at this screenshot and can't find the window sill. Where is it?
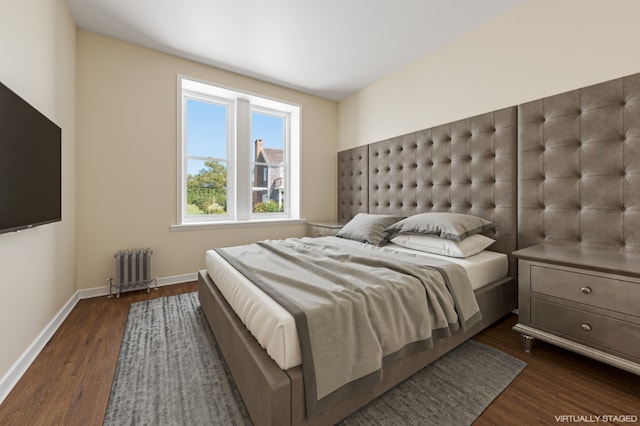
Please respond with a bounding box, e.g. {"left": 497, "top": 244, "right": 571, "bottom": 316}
{"left": 170, "top": 218, "right": 308, "bottom": 232}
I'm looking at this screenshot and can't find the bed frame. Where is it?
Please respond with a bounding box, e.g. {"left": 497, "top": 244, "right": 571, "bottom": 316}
{"left": 199, "top": 270, "right": 515, "bottom": 425}
{"left": 199, "top": 106, "right": 519, "bottom": 425}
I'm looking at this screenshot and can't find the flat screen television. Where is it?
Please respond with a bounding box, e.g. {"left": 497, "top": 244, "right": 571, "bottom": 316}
{"left": 0, "top": 81, "right": 61, "bottom": 235}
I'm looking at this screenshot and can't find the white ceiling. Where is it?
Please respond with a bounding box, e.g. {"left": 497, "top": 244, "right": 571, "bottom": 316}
{"left": 65, "top": 0, "right": 523, "bottom": 101}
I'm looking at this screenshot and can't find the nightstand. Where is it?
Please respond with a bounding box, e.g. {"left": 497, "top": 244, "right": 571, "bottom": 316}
{"left": 307, "top": 221, "right": 344, "bottom": 237}
{"left": 513, "top": 243, "right": 640, "bottom": 375}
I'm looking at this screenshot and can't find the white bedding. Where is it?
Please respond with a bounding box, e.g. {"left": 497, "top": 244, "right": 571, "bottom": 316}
{"left": 205, "top": 238, "right": 508, "bottom": 370}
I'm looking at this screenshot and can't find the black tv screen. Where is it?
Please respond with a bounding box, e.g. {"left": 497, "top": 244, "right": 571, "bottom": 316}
{"left": 0, "top": 82, "right": 61, "bottom": 235}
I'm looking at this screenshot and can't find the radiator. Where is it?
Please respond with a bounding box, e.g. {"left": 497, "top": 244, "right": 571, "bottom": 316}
{"left": 108, "top": 248, "right": 157, "bottom": 298}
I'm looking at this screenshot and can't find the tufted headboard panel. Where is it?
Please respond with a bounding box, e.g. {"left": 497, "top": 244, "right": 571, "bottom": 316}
{"left": 338, "top": 107, "right": 518, "bottom": 276}
{"left": 337, "top": 145, "right": 369, "bottom": 223}
{"left": 518, "top": 73, "right": 640, "bottom": 253}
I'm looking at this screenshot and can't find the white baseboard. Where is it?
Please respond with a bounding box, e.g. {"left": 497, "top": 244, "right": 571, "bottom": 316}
{"left": 157, "top": 272, "right": 198, "bottom": 287}
{"left": 77, "top": 272, "right": 198, "bottom": 298}
{"left": 0, "top": 291, "right": 79, "bottom": 404}
{"left": 0, "top": 272, "right": 197, "bottom": 405}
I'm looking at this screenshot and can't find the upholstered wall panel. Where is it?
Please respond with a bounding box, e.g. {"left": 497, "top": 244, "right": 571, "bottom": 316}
{"left": 368, "top": 108, "right": 516, "bottom": 219}
{"left": 354, "top": 107, "right": 518, "bottom": 275}
{"left": 337, "top": 145, "right": 369, "bottom": 222}
{"left": 518, "top": 73, "right": 640, "bottom": 253}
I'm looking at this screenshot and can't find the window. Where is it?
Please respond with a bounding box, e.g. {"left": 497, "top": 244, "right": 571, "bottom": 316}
{"left": 177, "top": 77, "right": 301, "bottom": 227}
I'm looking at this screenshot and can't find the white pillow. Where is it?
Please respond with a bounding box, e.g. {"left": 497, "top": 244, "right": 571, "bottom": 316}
{"left": 390, "top": 233, "right": 495, "bottom": 258}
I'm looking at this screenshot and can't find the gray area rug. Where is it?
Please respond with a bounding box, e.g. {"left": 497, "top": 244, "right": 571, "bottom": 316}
{"left": 104, "top": 292, "right": 526, "bottom": 426}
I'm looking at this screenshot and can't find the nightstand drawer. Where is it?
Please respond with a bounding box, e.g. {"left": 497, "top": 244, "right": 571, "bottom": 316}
{"left": 531, "top": 299, "right": 640, "bottom": 359}
{"left": 531, "top": 265, "right": 640, "bottom": 318}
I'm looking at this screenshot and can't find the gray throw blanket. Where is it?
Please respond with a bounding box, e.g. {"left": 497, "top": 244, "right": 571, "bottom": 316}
{"left": 216, "top": 236, "right": 481, "bottom": 417}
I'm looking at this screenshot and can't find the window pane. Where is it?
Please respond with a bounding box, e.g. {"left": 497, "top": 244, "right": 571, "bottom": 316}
{"left": 186, "top": 98, "right": 227, "bottom": 159}
{"left": 251, "top": 111, "right": 285, "bottom": 213}
{"left": 186, "top": 159, "right": 227, "bottom": 215}
{"left": 185, "top": 98, "right": 228, "bottom": 216}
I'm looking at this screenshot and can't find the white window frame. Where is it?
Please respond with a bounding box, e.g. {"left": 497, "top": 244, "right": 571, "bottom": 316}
{"left": 181, "top": 91, "right": 235, "bottom": 223}
{"left": 173, "top": 76, "right": 301, "bottom": 229}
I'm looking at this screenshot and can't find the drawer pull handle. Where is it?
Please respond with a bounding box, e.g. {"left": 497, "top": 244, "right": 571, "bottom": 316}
{"left": 581, "top": 287, "right": 592, "bottom": 295}
{"left": 580, "top": 323, "right": 592, "bottom": 332}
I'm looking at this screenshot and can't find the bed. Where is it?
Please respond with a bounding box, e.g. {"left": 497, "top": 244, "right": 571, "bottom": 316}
{"left": 198, "top": 240, "right": 515, "bottom": 425}
{"left": 198, "top": 106, "right": 519, "bottom": 425}
{"left": 205, "top": 237, "right": 509, "bottom": 371}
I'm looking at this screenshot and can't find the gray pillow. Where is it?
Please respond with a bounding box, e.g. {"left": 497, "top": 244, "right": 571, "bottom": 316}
{"left": 385, "top": 212, "right": 495, "bottom": 241}
{"left": 336, "top": 213, "right": 404, "bottom": 246}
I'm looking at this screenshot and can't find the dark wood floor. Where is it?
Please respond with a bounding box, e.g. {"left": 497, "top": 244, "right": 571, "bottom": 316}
{"left": 0, "top": 282, "right": 638, "bottom": 425}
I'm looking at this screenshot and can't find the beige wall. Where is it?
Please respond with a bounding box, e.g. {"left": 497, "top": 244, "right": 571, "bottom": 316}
{"left": 76, "top": 31, "right": 338, "bottom": 289}
{"left": 0, "top": 0, "right": 76, "bottom": 380}
{"left": 338, "top": 0, "right": 640, "bottom": 150}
